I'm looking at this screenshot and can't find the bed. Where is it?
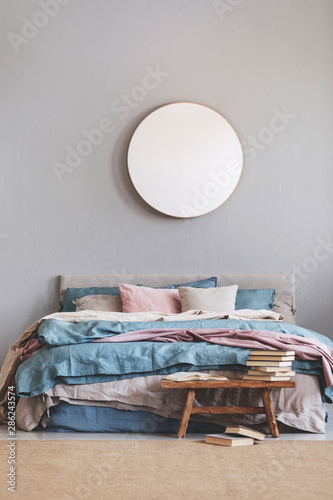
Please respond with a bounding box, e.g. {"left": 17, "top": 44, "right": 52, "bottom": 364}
{"left": 1, "top": 273, "right": 332, "bottom": 434}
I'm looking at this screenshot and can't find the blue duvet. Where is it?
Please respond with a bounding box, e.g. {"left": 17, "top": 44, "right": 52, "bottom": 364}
{"left": 15, "top": 318, "right": 333, "bottom": 401}
{"left": 46, "top": 402, "right": 227, "bottom": 434}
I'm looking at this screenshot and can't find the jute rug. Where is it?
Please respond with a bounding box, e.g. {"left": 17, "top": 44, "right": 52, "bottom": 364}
{"left": 1, "top": 440, "right": 332, "bottom": 500}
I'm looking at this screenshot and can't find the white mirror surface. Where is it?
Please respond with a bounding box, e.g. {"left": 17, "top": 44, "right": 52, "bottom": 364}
{"left": 128, "top": 102, "right": 243, "bottom": 218}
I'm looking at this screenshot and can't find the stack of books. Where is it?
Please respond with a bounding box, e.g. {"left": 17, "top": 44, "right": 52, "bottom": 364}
{"left": 205, "top": 425, "right": 265, "bottom": 447}
{"left": 243, "top": 350, "right": 296, "bottom": 381}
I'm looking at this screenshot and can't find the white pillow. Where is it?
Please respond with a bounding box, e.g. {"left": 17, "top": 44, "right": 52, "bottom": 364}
{"left": 178, "top": 285, "right": 238, "bottom": 312}
{"left": 272, "top": 294, "right": 296, "bottom": 325}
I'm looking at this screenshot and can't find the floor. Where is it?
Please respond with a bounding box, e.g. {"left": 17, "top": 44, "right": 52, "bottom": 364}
{"left": 1, "top": 405, "right": 332, "bottom": 441}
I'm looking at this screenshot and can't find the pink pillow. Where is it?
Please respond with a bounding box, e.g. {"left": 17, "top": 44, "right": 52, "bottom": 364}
{"left": 119, "top": 284, "right": 181, "bottom": 314}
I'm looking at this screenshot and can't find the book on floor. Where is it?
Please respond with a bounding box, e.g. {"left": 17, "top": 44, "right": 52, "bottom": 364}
{"left": 250, "top": 350, "right": 295, "bottom": 356}
{"left": 248, "top": 355, "right": 295, "bottom": 361}
{"left": 223, "top": 425, "right": 265, "bottom": 440}
{"left": 205, "top": 434, "right": 254, "bottom": 447}
{"left": 246, "top": 361, "right": 293, "bottom": 367}
{"left": 162, "top": 372, "right": 228, "bottom": 382}
{"left": 249, "top": 370, "right": 295, "bottom": 377}
{"left": 243, "top": 374, "right": 292, "bottom": 381}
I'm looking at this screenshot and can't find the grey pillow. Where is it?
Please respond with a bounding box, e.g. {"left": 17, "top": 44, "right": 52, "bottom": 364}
{"left": 178, "top": 285, "right": 238, "bottom": 313}
{"left": 272, "top": 294, "right": 296, "bottom": 325}
{"left": 75, "top": 294, "right": 123, "bottom": 312}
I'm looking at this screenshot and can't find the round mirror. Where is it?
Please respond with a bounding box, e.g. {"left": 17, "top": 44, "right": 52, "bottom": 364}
{"left": 128, "top": 102, "right": 243, "bottom": 218}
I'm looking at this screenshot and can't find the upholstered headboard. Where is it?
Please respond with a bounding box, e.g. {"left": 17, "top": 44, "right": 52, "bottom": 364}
{"left": 59, "top": 273, "right": 295, "bottom": 305}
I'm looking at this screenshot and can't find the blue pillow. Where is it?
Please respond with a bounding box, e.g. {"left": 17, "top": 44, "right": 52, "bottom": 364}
{"left": 161, "top": 277, "right": 217, "bottom": 290}
{"left": 62, "top": 287, "right": 120, "bottom": 312}
{"left": 61, "top": 278, "right": 217, "bottom": 312}
{"left": 235, "top": 289, "right": 275, "bottom": 310}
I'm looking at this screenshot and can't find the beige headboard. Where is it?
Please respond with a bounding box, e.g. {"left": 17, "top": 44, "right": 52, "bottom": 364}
{"left": 60, "top": 273, "right": 295, "bottom": 305}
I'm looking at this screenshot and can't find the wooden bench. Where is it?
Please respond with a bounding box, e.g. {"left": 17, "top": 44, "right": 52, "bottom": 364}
{"left": 161, "top": 379, "right": 296, "bottom": 438}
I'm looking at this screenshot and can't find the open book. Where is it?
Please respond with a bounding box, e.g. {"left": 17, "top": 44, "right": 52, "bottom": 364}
{"left": 162, "top": 372, "right": 228, "bottom": 382}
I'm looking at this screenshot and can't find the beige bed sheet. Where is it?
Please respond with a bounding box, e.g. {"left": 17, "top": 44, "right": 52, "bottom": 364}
{"left": 16, "top": 372, "right": 325, "bottom": 434}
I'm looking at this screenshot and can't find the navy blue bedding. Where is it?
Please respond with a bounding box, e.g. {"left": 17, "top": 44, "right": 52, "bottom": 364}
{"left": 46, "top": 402, "right": 227, "bottom": 434}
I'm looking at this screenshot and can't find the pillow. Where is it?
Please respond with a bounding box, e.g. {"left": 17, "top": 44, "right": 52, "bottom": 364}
{"left": 62, "top": 287, "right": 120, "bottom": 312}
{"left": 160, "top": 277, "right": 217, "bottom": 289}
{"left": 272, "top": 294, "right": 296, "bottom": 325}
{"left": 178, "top": 285, "right": 238, "bottom": 312}
{"left": 62, "top": 278, "right": 216, "bottom": 312}
{"left": 235, "top": 289, "right": 275, "bottom": 310}
{"left": 75, "top": 294, "right": 122, "bottom": 312}
{"left": 119, "top": 284, "right": 181, "bottom": 314}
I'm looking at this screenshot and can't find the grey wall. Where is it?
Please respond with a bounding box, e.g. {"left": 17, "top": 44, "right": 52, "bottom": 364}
{"left": 1, "top": 0, "right": 332, "bottom": 366}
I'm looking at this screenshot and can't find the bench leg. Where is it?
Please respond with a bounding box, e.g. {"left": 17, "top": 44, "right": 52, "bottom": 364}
{"left": 177, "top": 389, "right": 195, "bottom": 438}
{"left": 260, "top": 388, "right": 279, "bottom": 438}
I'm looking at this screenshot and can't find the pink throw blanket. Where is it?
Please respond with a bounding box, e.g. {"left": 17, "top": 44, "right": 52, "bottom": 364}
{"left": 92, "top": 328, "right": 333, "bottom": 387}
{"left": 20, "top": 338, "right": 45, "bottom": 362}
